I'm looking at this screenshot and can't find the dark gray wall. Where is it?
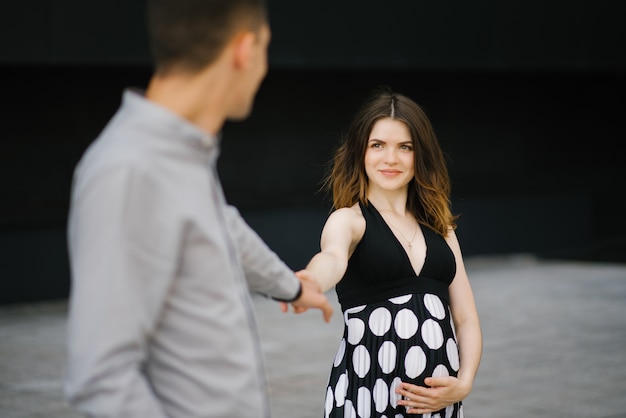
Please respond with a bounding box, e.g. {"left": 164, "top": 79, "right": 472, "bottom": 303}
{"left": 1, "top": 1, "right": 625, "bottom": 304}
{"left": 2, "top": 1, "right": 625, "bottom": 70}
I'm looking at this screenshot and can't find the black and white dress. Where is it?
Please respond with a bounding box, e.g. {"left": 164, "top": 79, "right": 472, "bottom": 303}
{"left": 324, "top": 201, "right": 462, "bottom": 418}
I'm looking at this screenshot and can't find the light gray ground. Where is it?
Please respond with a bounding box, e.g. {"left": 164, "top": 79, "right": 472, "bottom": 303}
{"left": 1, "top": 255, "right": 625, "bottom": 418}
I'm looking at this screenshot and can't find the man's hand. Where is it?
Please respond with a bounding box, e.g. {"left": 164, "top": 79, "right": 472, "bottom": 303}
{"left": 279, "top": 269, "right": 333, "bottom": 323}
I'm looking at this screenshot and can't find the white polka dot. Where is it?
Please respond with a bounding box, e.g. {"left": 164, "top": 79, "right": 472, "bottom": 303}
{"left": 344, "top": 400, "right": 357, "bottom": 418}
{"left": 344, "top": 304, "right": 366, "bottom": 323}
{"left": 345, "top": 304, "right": 366, "bottom": 314}
{"left": 459, "top": 404, "right": 464, "bottom": 417}
{"left": 377, "top": 341, "right": 397, "bottom": 374}
{"left": 347, "top": 318, "right": 365, "bottom": 345}
{"left": 335, "top": 372, "right": 348, "bottom": 407}
{"left": 389, "top": 294, "right": 412, "bottom": 304}
{"left": 369, "top": 307, "right": 392, "bottom": 336}
{"left": 373, "top": 379, "right": 389, "bottom": 413}
{"left": 432, "top": 364, "right": 449, "bottom": 378}
{"left": 325, "top": 386, "right": 334, "bottom": 417}
{"left": 389, "top": 377, "right": 402, "bottom": 408}
{"left": 445, "top": 404, "right": 455, "bottom": 418}
{"left": 446, "top": 338, "right": 459, "bottom": 371}
{"left": 352, "top": 345, "right": 371, "bottom": 378}
{"left": 424, "top": 294, "right": 446, "bottom": 319}
{"left": 404, "top": 345, "right": 427, "bottom": 379}
{"left": 334, "top": 338, "right": 346, "bottom": 367}
{"left": 421, "top": 318, "right": 444, "bottom": 349}
{"left": 395, "top": 415, "right": 404, "bottom": 418}
{"left": 394, "top": 309, "right": 419, "bottom": 339}
{"left": 346, "top": 305, "right": 366, "bottom": 314}
{"left": 450, "top": 315, "right": 457, "bottom": 340}
{"left": 423, "top": 414, "right": 432, "bottom": 418}
{"left": 357, "top": 386, "right": 372, "bottom": 418}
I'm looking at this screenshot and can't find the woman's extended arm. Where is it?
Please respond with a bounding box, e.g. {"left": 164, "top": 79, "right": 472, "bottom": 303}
{"left": 303, "top": 206, "right": 365, "bottom": 292}
{"left": 283, "top": 206, "right": 365, "bottom": 316}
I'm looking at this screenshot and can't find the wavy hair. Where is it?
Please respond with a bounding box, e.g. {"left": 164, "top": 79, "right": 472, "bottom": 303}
{"left": 323, "top": 87, "right": 458, "bottom": 236}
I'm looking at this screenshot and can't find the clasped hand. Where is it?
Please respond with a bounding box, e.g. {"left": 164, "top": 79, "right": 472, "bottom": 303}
{"left": 279, "top": 270, "right": 333, "bottom": 323}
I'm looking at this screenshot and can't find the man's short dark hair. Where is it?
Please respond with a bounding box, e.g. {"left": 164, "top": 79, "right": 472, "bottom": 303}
{"left": 147, "top": 0, "right": 268, "bottom": 74}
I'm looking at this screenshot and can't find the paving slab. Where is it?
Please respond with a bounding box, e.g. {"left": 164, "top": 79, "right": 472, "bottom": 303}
{"left": 1, "top": 255, "right": 625, "bottom": 417}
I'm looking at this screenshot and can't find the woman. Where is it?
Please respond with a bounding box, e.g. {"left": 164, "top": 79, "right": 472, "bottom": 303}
{"left": 294, "top": 87, "right": 482, "bottom": 417}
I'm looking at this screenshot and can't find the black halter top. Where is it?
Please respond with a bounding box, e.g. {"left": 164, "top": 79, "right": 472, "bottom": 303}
{"left": 335, "top": 201, "right": 457, "bottom": 311}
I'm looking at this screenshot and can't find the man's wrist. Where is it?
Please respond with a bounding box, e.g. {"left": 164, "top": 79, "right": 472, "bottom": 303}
{"left": 271, "top": 281, "right": 302, "bottom": 303}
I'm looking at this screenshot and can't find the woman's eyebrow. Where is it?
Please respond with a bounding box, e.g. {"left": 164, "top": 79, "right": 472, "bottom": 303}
{"left": 367, "top": 139, "right": 412, "bottom": 145}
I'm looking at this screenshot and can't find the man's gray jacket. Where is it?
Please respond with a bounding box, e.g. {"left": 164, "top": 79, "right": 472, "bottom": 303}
{"left": 65, "top": 90, "right": 301, "bottom": 417}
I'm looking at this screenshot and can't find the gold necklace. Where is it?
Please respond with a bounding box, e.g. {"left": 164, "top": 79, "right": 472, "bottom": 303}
{"left": 387, "top": 218, "right": 418, "bottom": 248}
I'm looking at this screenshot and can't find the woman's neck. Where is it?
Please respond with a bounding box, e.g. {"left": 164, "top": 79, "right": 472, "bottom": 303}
{"left": 367, "top": 189, "right": 409, "bottom": 217}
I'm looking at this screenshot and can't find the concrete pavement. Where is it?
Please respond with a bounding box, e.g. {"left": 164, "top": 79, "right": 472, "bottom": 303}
{"left": 1, "top": 254, "right": 626, "bottom": 417}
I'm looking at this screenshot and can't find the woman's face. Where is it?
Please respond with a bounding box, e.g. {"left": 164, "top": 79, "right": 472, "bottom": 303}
{"left": 364, "top": 117, "right": 415, "bottom": 193}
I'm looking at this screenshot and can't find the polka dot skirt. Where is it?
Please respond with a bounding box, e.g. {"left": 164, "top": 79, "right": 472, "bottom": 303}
{"left": 324, "top": 293, "right": 463, "bottom": 418}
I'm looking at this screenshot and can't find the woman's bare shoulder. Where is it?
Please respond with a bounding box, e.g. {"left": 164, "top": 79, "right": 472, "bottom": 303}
{"left": 324, "top": 203, "right": 365, "bottom": 239}
{"left": 329, "top": 203, "right": 364, "bottom": 222}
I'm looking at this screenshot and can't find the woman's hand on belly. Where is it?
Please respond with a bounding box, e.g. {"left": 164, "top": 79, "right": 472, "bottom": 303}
{"left": 395, "top": 377, "right": 470, "bottom": 414}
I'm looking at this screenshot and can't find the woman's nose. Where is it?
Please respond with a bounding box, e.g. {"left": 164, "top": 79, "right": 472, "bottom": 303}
{"left": 384, "top": 149, "right": 398, "bottom": 164}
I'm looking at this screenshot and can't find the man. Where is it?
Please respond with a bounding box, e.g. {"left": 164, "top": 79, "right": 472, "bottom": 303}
{"left": 65, "top": 1, "right": 333, "bottom": 417}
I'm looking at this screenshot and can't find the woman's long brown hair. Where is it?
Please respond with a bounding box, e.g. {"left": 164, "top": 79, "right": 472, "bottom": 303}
{"left": 322, "top": 87, "right": 458, "bottom": 236}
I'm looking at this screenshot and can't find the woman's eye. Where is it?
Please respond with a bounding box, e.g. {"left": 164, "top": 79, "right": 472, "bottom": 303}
{"left": 400, "top": 145, "right": 413, "bottom": 151}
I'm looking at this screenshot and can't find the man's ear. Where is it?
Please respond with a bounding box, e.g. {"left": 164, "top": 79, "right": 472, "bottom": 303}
{"left": 232, "top": 31, "right": 256, "bottom": 70}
